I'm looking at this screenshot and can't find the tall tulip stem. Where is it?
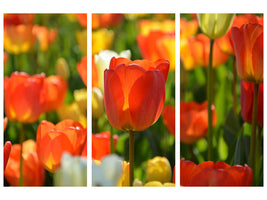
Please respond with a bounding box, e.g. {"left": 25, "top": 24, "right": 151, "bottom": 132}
{"left": 250, "top": 83, "right": 259, "bottom": 182}
{"left": 207, "top": 39, "right": 214, "bottom": 161}
{"left": 232, "top": 56, "right": 237, "bottom": 115}
{"left": 129, "top": 130, "right": 135, "bottom": 186}
{"left": 19, "top": 123, "right": 26, "bottom": 186}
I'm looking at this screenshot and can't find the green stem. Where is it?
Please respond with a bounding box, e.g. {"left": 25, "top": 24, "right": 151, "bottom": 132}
{"left": 92, "top": 118, "right": 98, "bottom": 133}
{"left": 255, "top": 125, "right": 262, "bottom": 185}
{"left": 110, "top": 127, "right": 114, "bottom": 154}
{"left": 207, "top": 39, "right": 214, "bottom": 161}
{"left": 250, "top": 83, "right": 259, "bottom": 183}
{"left": 232, "top": 56, "right": 237, "bottom": 115}
{"left": 129, "top": 130, "right": 135, "bottom": 186}
{"left": 19, "top": 124, "right": 26, "bottom": 186}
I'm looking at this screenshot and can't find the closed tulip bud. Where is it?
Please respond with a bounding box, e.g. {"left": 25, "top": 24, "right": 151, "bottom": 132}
{"left": 146, "top": 156, "right": 172, "bottom": 183}
{"left": 77, "top": 56, "right": 87, "bottom": 86}
{"left": 4, "top": 141, "right": 12, "bottom": 170}
{"left": 92, "top": 87, "right": 104, "bottom": 119}
{"left": 144, "top": 181, "right": 163, "bottom": 186}
{"left": 56, "top": 58, "right": 70, "bottom": 80}
{"left": 74, "top": 88, "right": 87, "bottom": 115}
{"left": 54, "top": 153, "right": 87, "bottom": 186}
{"left": 197, "top": 13, "right": 234, "bottom": 39}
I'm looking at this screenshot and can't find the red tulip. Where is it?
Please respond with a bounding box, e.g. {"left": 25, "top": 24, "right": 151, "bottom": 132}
{"left": 76, "top": 13, "right": 87, "bottom": 28}
{"left": 162, "top": 105, "right": 175, "bottom": 136}
{"left": 241, "top": 80, "right": 263, "bottom": 126}
{"left": 4, "top": 141, "right": 12, "bottom": 170}
{"left": 43, "top": 75, "right": 67, "bottom": 113}
{"left": 100, "top": 14, "right": 124, "bottom": 28}
{"left": 77, "top": 56, "right": 87, "bottom": 86}
{"left": 4, "top": 72, "right": 45, "bottom": 123}
{"left": 180, "top": 101, "right": 217, "bottom": 144}
{"left": 180, "top": 158, "right": 253, "bottom": 186}
{"left": 4, "top": 13, "right": 34, "bottom": 27}
{"left": 104, "top": 57, "right": 169, "bottom": 131}
{"left": 231, "top": 23, "right": 263, "bottom": 83}
{"left": 92, "top": 131, "right": 118, "bottom": 161}
{"left": 4, "top": 140, "right": 45, "bottom": 186}
{"left": 36, "top": 119, "right": 87, "bottom": 173}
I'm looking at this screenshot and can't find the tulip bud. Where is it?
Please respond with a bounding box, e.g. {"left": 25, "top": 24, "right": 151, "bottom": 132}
{"left": 146, "top": 156, "right": 172, "bottom": 183}
{"left": 56, "top": 58, "right": 70, "bottom": 80}
{"left": 54, "top": 153, "right": 87, "bottom": 186}
{"left": 197, "top": 14, "right": 234, "bottom": 39}
{"left": 144, "top": 181, "right": 163, "bottom": 186}
{"left": 74, "top": 88, "right": 87, "bottom": 115}
{"left": 92, "top": 87, "right": 104, "bottom": 119}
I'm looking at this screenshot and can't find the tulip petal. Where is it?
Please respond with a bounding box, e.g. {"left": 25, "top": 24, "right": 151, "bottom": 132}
{"left": 252, "top": 32, "right": 263, "bottom": 82}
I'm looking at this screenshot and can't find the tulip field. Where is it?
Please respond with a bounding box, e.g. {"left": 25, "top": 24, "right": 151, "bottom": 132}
{"left": 2, "top": 12, "right": 264, "bottom": 188}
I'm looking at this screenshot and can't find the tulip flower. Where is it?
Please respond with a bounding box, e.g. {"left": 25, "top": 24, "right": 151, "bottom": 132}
{"left": 241, "top": 80, "right": 263, "bottom": 126}
{"left": 4, "top": 141, "right": 12, "bottom": 170}
{"left": 146, "top": 156, "right": 172, "bottom": 183}
{"left": 76, "top": 29, "right": 87, "bottom": 55}
{"left": 92, "top": 56, "right": 99, "bottom": 88}
{"left": 138, "top": 19, "right": 175, "bottom": 36}
{"left": 231, "top": 23, "right": 263, "bottom": 83}
{"left": 33, "top": 25, "right": 57, "bottom": 51}
{"left": 180, "top": 158, "right": 253, "bottom": 186}
{"left": 43, "top": 75, "right": 67, "bottom": 113}
{"left": 4, "top": 140, "right": 45, "bottom": 186}
{"left": 36, "top": 119, "right": 87, "bottom": 173}
{"left": 56, "top": 57, "right": 70, "bottom": 81}
{"left": 117, "top": 161, "right": 130, "bottom": 186}
{"left": 77, "top": 56, "right": 87, "bottom": 86}
{"left": 92, "top": 87, "right": 104, "bottom": 119}
{"left": 76, "top": 13, "right": 87, "bottom": 28}
{"left": 4, "top": 24, "right": 36, "bottom": 54}
{"left": 92, "top": 131, "right": 118, "bottom": 161}
{"left": 104, "top": 57, "right": 169, "bottom": 131}
{"left": 162, "top": 105, "right": 175, "bottom": 136}
{"left": 54, "top": 153, "right": 87, "bottom": 186}
{"left": 94, "top": 49, "right": 131, "bottom": 92}
{"left": 99, "top": 13, "right": 124, "bottom": 28}
{"left": 4, "top": 72, "right": 45, "bottom": 123}
{"left": 74, "top": 88, "right": 87, "bottom": 116}
{"left": 4, "top": 13, "right": 34, "bottom": 27}
{"left": 197, "top": 13, "right": 234, "bottom": 39}
{"left": 81, "top": 139, "right": 87, "bottom": 158}
{"left": 3, "top": 117, "right": 8, "bottom": 131}
{"left": 92, "top": 29, "right": 114, "bottom": 55}
{"left": 180, "top": 18, "right": 198, "bottom": 39}
{"left": 180, "top": 101, "right": 217, "bottom": 144}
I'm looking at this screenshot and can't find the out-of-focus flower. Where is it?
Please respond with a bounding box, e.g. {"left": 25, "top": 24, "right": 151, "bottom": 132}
{"left": 77, "top": 56, "right": 87, "bottom": 86}
{"left": 146, "top": 156, "right": 172, "bottom": 183}
{"left": 92, "top": 154, "right": 123, "bottom": 186}
{"left": 4, "top": 141, "right": 12, "bottom": 170}
{"left": 94, "top": 49, "right": 131, "bottom": 92}
{"left": 33, "top": 25, "right": 57, "bottom": 51}
{"left": 74, "top": 88, "right": 87, "bottom": 116}
{"left": 138, "top": 19, "right": 175, "bottom": 36}
{"left": 92, "top": 29, "right": 114, "bottom": 55}
{"left": 4, "top": 140, "right": 45, "bottom": 186}
{"left": 137, "top": 31, "right": 175, "bottom": 70}
{"left": 180, "top": 18, "right": 198, "bottom": 39}
{"left": 180, "top": 158, "right": 253, "bottom": 186}
{"left": 36, "top": 119, "right": 87, "bottom": 173}
{"left": 4, "top": 13, "right": 34, "bottom": 27}
{"left": 4, "top": 24, "right": 36, "bottom": 54}
{"left": 197, "top": 13, "right": 235, "bottom": 39}
{"left": 57, "top": 102, "right": 87, "bottom": 128}
{"left": 92, "top": 14, "right": 124, "bottom": 29}
{"left": 43, "top": 75, "right": 67, "bottom": 113}
{"left": 54, "top": 153, "right": 87, "bottom": 186}
{"left": 117, "top": 161, "right": 130, "bottom": 186}
{"left": 92, "top": 56, "right": 99, "bottom": 88}
{"left": 180, "top": 101, "right": 217, "bottom": 144}
{"left": 241, "top": 80, "right": 263, "bottom": 126}
{"left": 217, "top": 14, "right": 261, "bottom": 55}
{"left": 55, "top": 57, "right": 70, "bottom": 81}
{"left": 4, "top": 52, "right": 8, "bottom": 67}
{"left": 104, "top": 57, "right": 169, "bottom": 131}
{"left": 125, "top": 13, "right": 150, "bottom": 21}
{"left": 81, "top": 139, "right": 87, "bottom": 158}
{"left": 92, "top": 14, "right": 100, "bottom": 29}
{"left": 231, "top": 23, "right": 263, "bottom": 83}
{"left": 144, "top": 181, "right": 175, "bottom": 187}
{"left": 133, "top": 178, "right": 143, "bottom": 186}
{"left": 92, "top": 131, "right": 118, "bottom": 161}
{"left": 76, "top": 29, "right": 87, "bottom": 55}
{"left": 4, "top": 117, "right": 8, "bottom": 131}
{"left": 162, "top": 105, "right": 175, "bottom": 136}
{"left": 76, "top": 13, "right": 87, "bottom": 28}
{"left": 92, "top": 87, "right": 104, "bottom": 119}
{"left": 180, "top": 33, "right": 229, "bottom": 70}
{"left": 4, "top": 72, "right": 45, "bottom": 123}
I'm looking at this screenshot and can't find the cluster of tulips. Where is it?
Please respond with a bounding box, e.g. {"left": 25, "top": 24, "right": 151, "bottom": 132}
{"left": 180, "top": 14, "right": 263, "bottom": 186}
{"left": 3, "top": 14, "right": 87, "bottom": 186}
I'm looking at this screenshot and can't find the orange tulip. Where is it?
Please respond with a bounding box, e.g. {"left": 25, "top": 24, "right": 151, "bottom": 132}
{"left": 92, "top": 14, "right": 100, "bottom": 29}
{"left": 4, "top": 140, "right": 45, "bottom": 186}
{"left": 81, "top": 139, "right": 87, "bottom": 158}
{"left": 138, "top": 19, "right": 175, "bottom": 36}
{"left": 104, "top": 57, "right": 169, "bottom": 131}
{"left": 180, "top": 18, "right": 198, "bottom": 39}
{"left": 4, "top": 141, "right": 12, "bottom": 170}
{"left": 76, "top": 13, "right": 87, "bottom": 28}
{"left": 36, "top": 119, "right": 87, "bottom": 173}
{"left": 180, "top": 33, "right": 229, "bottom": 70}
{"left": 241, "top": 80, "right": 263, "bottom": 126}
{"left": 4, "top": 24, "right": 36, "bottom": 54}
{"left": 180, "top": 158, "right": 253, "bottom": 186}
{"left": 4, "top": 72, "right": 45, "bottom": 123}
{"left": 77, "top": 56, "right": 87, "bottom": 86}
{"left": 43, "top": 75, "right": 68, "bottom": 113}
{"left": 162, "top": 105, "right": 175, "bottom": 137}
{"left": 33, "top": 25, "right": 57, "bottom": 51}
{"left": 92, "top": 131, "right": 118, "bottom": 161}
{"left": 180, "top": 101, "right": 217, "bottom": 144}
{"left": 92, "top": 56, "right": 99, "bottom": 88}
{"left": 231, "top": 23, "right": 263, "bottom": 83}
{"left": 100, "top": 14, "right": 124, "bottom": 28}
{"left": 4, "top": 117, "right": 8, "bottom": 131}
{"left": 137, "top": 31, "right": 175, "bottom": 70}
